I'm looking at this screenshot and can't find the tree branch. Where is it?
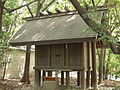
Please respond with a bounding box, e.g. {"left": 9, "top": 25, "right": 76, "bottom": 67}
{"left": 91, "top": 0, "right": 95, "bottom": 7}
{"left": 26, "top": 5, "right": 34, "bottom": 18}
{"left": 7, "top": 0, "right": 38, "bottom": 13}
{"left": 36, "top": 0, "right": 45, "bottom": 16}
{"left": 69, "top": 0, "right": 120, "bottom": 54}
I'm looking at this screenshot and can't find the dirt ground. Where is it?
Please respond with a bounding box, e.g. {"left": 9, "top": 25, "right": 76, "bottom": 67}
{"left": 0, "top": 77, "right": 120, "bottom": 90}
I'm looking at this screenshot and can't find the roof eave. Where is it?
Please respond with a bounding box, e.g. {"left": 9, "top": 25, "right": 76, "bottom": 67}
{"left": 10, "top": 37, "right": 97, "bottom": 46}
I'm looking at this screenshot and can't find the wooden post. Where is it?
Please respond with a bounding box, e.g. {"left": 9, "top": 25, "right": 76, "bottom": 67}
{"left": 35, "top": 45, "right": 41, "bottom": 87}
{"left": 81, "top": 70, "right": 85, "bottom": 89}
{"left": 66, "top": 71, "right": 70, "bottom": 86}
{"left": 35, "top": 70, "right": 40, "bottom": 86}
{"left": 77, "top": 71, "right": 80, "bottom": 86}
{"left": 43, "top": 70, "right": 46, "bottom": 81}
{"left": 91, "top": 42, "right": 97, "bottom": 89}
{"left": 80, "top": 43, "right": 86, "bottom": 89}
{"left": 61, "top": 71, "right": 64, "bottom": 85}
{"left": 86, "top": 42, "right": 91, "bottom": 88}
{"left": 48, "top": 71, "right": 52, "bottom": 77}
{"left": 86, "top": 71, "right": 90, "bottom": 88}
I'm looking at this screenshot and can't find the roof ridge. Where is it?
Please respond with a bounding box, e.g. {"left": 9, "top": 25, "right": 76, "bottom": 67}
{"left": 23, "top": 10, "right": 78, "bottom": 21}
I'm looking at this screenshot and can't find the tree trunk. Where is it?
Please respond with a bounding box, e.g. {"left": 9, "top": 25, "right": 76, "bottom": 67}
{"left": 21, "top": 45, "right": 31, "bottom": 84}
{"left": 103, "top": 49, "right": 106, "bottom": 80}
{"left": 105, "top": 51, "right": 111, "bottom": 80}
{"left": 0, "top": 1, "right": 5, "bottom": 33}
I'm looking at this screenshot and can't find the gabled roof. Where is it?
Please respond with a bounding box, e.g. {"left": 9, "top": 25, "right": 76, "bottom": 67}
{"left": 9, "top": 13, "right": 97, "bottom": 46}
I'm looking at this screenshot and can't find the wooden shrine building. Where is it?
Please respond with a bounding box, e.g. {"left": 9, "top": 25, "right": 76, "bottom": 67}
{"left": 10, "top": 12, "right": 98, "bottom": 90}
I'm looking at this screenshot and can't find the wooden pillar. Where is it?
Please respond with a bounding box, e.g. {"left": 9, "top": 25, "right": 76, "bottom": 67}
{"left": 80, "top": 43, "right": 86, "bottom": 89}
{"left": 43, "top": 70, "right": 46, "bottom": 81}
{"left": 77, "top": 71, "right": 80, "bottom": 86}
{"left": 35, "top": 45, "right": 41, "bottom": 87}
{"left": 86, "top": 71, "right": 90, "bottom": 88}
{"left": 66, "top": 71, "right": 70, "bottom": 86}
{"left": 91, "top": 71, "right": 94, "bottom": 87}
{"left": 48, "top": 71, "right": 52, "bottom": 77}
{"left": 61, "top": 71, "right": 64, "bottom": 85}
{"left": 91, "top": 42, "right": 97, "bottom": 89}
{"left": 65, "top": 44, "right": 69, "bottom": 86}
{"left": 86, "top": 42, "right": 91, "bottom": 88}
{"left": 35, "top": 70, "right": 41, "bottom": 87}
{"left": 81, "top": 70, "right": 85, "bottom": 89}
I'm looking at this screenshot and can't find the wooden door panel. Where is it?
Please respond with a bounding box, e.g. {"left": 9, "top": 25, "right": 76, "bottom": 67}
{"left": 51, "top": 44, "right": 65, "bottom": 67}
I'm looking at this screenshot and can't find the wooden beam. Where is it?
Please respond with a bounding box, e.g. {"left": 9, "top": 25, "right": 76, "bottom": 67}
{"left": 55, "top": 8, "right": 63, "bottom": 13}
{"left": 64, "top": 6, "right": 71, "bottom": 12}
{"left": 46, "top": 10, "right": 54, "bottom": 15}
{"left": 33, "top": 66, "right": 85, "bottom": 71}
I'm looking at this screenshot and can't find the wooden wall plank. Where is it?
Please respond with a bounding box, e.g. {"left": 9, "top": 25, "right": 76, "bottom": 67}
{"left": 37, "top": 45, "right": 50, "bottom": 66}
{"left": 58, "top": 44, "right": 65, "bottom": 66}
{"left": 51, "top": 44, "right": 65, "bottom": 67}
{"left": 68, "top": 43, "right": 81, "bottom": 66}
{"left": 51, "top": 45, "right": 58, "bottom": 66}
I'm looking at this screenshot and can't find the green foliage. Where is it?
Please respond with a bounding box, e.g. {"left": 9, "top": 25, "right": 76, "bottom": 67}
{"left": 105, "top": 49, "right": 120, "bottom": 77}
{"left": 0, "top": 0, "right": 34, "bottom": 69}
